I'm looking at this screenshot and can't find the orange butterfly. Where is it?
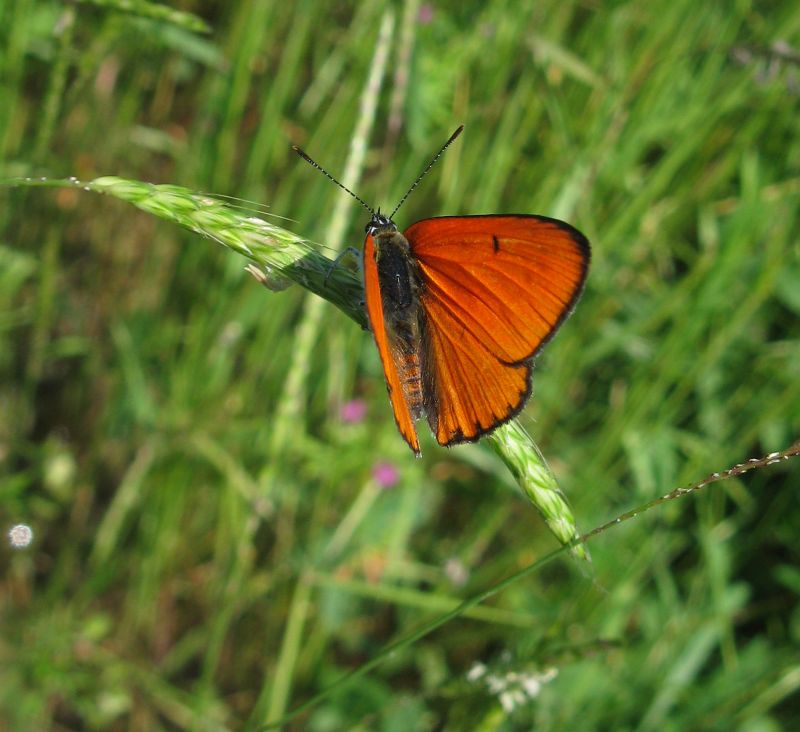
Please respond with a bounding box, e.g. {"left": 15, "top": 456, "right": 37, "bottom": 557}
{"left": 294, "top": 127, "right": 590, "bottom": 456}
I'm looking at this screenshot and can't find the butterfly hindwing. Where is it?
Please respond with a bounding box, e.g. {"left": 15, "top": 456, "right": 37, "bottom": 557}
{"left": 420, "top": 293, "right": 532, "bottom": 445}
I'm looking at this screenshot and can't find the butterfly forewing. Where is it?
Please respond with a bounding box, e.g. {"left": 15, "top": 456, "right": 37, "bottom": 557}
{"left": 407, "top": 215, "right": 589, "bottom": 363}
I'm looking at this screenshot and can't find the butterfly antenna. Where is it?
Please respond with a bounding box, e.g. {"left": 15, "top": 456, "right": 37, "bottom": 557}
{"left": 291, "top": 145, "right": 375, "bottom": 215}
{"left": 389, "top": 125, "right": 464, "bottom": 220}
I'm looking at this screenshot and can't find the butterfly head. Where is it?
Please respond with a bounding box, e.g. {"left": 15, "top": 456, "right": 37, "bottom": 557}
{"left": 365, "top": 211, "right": 397, "bottom": 237}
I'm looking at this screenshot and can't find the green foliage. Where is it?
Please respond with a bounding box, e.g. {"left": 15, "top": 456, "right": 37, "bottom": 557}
{"left": 2, "top": 0, "right": 799, "bottom": 730}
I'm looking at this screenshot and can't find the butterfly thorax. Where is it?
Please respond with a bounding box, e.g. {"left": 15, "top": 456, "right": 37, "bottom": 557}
{"left": 369, "top": 218, "right": 426, "bottom": 420}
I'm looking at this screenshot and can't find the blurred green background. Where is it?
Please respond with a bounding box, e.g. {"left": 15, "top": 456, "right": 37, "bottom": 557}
{"left": 2, "top": 0, "right": 800, "bottom": 729}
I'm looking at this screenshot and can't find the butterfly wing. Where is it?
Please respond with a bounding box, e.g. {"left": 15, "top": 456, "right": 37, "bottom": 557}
{"left": 406, "top": 214, "right": 590, "bottom": 446}
{"left": 363, "top": 232, "right": 422, "bottom": 455}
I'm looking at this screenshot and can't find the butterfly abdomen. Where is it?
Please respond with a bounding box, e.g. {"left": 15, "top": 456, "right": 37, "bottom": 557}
{"left": 374, "top": 230, "right": 426, "bottom": 420}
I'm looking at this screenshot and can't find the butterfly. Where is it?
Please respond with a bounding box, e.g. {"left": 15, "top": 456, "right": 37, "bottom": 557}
{"left": 294, "top": 127, "right": 590, "bottom": 456}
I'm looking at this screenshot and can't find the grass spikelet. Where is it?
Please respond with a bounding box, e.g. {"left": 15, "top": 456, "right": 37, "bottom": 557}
{"left": 489, "top": 421, "right": 588, "bottom": 561}
{"left": 86, "top": 176, "right": 367, "bottom": 328}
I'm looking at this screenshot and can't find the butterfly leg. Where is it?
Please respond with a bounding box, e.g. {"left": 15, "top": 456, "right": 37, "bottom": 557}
{"left": 325, "top": 246, "right": 361, "bottom": 286}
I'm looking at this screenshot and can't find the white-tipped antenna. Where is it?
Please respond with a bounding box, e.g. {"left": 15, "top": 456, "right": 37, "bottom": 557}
{"left": 291, "top": 144, "right": 375, "bottom": 215}
{"left": 389, "top": 125, "right": 464, "bottom": 219}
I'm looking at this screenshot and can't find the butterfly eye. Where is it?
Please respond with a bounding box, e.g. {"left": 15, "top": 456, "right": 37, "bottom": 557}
{"left": 365, "top": 213, "right": 396, "bottom": 236}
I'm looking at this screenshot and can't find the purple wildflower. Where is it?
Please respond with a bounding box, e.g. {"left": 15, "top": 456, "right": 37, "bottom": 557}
{"left": 339, "top": 399, "right": 367, "bottom": 424}
{"left": 372, "top": 461, "right": 400, "bottom": 489}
